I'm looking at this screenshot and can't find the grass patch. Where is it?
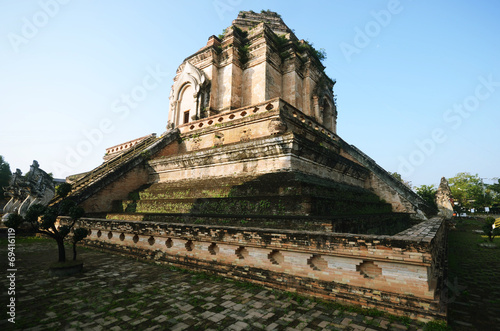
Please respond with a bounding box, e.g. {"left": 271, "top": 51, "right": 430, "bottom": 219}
{"left": 447, "top": 217, "right": 500, "bottom": 329}
{"left": 188, "top": 297, "right": 203, "bottom": 307}
{"left": 231, "top": 279, "right": 263, "bottom": 293}
{"left": 423, "top": 319, "right": 451, "bottom": 331}
{"left": 0, "top": 235, "right": 52, "bottom": 244}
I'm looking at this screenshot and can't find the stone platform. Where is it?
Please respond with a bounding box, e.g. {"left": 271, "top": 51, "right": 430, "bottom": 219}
{"left": 61, "top": 216, "right": 447, "bottom": 322}
{"left": 52, "top": 10, "right": 445, "bottom": 324}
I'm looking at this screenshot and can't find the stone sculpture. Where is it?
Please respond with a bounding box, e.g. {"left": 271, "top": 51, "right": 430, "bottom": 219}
{"left": 2, "top": 160, "right": 55, "bottom": 222}
{"left": 436, "top": 177, "right": 454, "bottom": 219}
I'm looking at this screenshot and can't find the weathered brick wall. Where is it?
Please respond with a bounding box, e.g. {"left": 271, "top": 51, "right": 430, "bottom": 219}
{"left": 337, "top": 139, "right": 436, "bottom": 218}
{"left": 80, "top": 164, "right": 149, "bottom": 213}
{"left": 67, "top": 216, "right": 446, "bottom": 321}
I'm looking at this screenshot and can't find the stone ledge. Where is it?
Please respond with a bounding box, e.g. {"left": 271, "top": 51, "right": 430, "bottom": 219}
{"left": 395, "top": 217, "right": 444, "bottom": 240}
{"left": 68, "top": 216, "right": 444, "bottom": 249}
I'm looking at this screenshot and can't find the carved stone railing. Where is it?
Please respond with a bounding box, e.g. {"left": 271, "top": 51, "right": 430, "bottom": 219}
{"left": 177, "top": 98, "right": 281, "bottom": 134}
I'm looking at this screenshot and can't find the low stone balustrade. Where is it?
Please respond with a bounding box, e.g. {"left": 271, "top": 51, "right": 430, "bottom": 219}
{"left": 64, "top": 216, "right": 446, "bottom": 321}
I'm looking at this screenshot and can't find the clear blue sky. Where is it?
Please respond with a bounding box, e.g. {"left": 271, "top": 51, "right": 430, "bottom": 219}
{"left": 1, "top": 0, "right": 499, "bottom": 187}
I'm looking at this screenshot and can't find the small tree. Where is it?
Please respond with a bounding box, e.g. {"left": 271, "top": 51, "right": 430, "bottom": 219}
{"left": 72, "top": 228, "right": 89, "bottom": 261}
{"left": 25, "top": 198, "right": 87, "bottom": 262}
{"left": 4, "top": 214, "right": 23, "bottom": 230}
{"left": 482, "top": 217, "right": 500, "bottom": 242}
{"left": 55, "top": 182, "right": 72, "bottom": 198}
{"left": 390, "top": 172, "right": 412, "bottom": 189}
{"left": 415, "top": 184, "right": 438, "bottom": 210}
{"left": 449, "top": 172, "right": 492, "bottom": 210}
{"left": 489, "top": 179, "right": 500, "bottom": 205}
{"left": 0, "top": 155, "right": 11, "bottom": 199}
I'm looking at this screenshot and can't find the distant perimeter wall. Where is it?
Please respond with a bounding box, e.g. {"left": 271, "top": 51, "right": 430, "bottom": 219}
{"left": 66, "top": 217, "right": 447, "bottom": 321}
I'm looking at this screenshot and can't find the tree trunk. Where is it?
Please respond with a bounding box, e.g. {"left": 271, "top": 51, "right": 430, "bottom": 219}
{"left": 56, "top": 238, "right": 66, "bottom": 262}
{"left": 73, "top": 242, "right": 77, "bottom": 261}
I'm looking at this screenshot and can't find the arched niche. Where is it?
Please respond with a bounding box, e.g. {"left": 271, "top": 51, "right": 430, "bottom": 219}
{"left": 178, "top": 83, "right": 196, "bottom": 126}
{"left": 312, "top": 80, "right": 337, "bottom": 134}
{"left": 168, "top": 61, "right": 210, "bottom": 128}
{"left": 321, "top": 97, "right": 337, "bottom": 133}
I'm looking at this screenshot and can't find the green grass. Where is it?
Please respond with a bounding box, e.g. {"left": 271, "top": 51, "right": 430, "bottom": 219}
{"left": 0, "top": 235, "right": 52, "bottom": 244}
{"left": 423, "top": 319, "right": 451, "bottom": 331}
{"left": 447, "top": 217, "right": 500, "bottom": 329}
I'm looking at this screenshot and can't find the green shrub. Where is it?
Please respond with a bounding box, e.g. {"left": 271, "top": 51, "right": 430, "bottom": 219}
{"left": 4, "top": 213, "right": 23, "bottom": 230}
{"left": 56, "top": 183, "right": 72, "bottom": 198}
{"left": 128, "top": 191, "right": 140, "bottom": 201}
{"left": 424, "top": 319, "right": 451, "bottom": 331}
{"left": 483, "top": 217, "right": 500, "bottom": 242}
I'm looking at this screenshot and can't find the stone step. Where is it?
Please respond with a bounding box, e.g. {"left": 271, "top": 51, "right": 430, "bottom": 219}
{"left": 113, "top": 195, "right": 391, "bottom": 217}
{"left": 103, "top": 213, "right": 332, "bottom": 231}
{"left": 102, "top": 212, "right": 411, "bottom": 235}
{"left": 136, "top": 186, "right": 234, "bottom": 200}
{"left": 132, "top": 173, "right": 385, "bottom": 203}
{"left": 114, "top": 196, "right": 308, "bottom": 215}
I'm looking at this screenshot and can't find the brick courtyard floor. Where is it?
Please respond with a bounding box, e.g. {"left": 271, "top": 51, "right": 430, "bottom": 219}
{"left": 0, "top": 239, "right": 433, "bottom": 331}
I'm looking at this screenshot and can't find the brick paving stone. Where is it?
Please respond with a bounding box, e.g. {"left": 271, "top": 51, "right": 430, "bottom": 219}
{"left": 222, "top": 300, "right": 236, "bottom": 308}
{"left": 311, "top": 311, "right": 323, "bottom": 318}
{"left": 208, "top": 312, "right": 226, "bottom": 323}
{"left": 350, "top": 323, "right": 366, "bottom": 330}
{"left": 171, "top": 322, "right": 189, "bottom": 331}
{"left": 295, "top": 321, "right": 308, "bottom": 330}
{"left": 141, "top": 308, "right": 154, "bottom": 315}
{"left": 229, "top": 312, "right": 245, "bottom": 321}
{"left": 177, "top": 303, "right": 194, "bottom": 312}
{"left": 318, "top": 320, "right": 329, "bottom": 328}
{"left": 391, "top": 322, "right": 408, "bottom": 330}
{"left": 233, "top": 303, "right": 245, "bottom": 311}
{"left": 252, "top": 321, "right": 266, "bottom": 329}
{"left": 266, "top": 322, "right": 280, "bottom": 330}
{"left": 152, "top": 314, "right": 169, "bottom": 322}
{"left": 262, "top": 312, "right": 275, "bottom": 320}
{"left": 379, "top": 319, "right": 390, "bottom": 329}
{"left": 129, "top": 317, "right": 148, "bottom": 326}
{"left": 341, "top": 317, "right": 352, "bottom": 325}
{"left": 109, "top": 307, "right": 125, "bottom": 313}
{"left": 229, "top": 321, "right": 249, "bottom": 330}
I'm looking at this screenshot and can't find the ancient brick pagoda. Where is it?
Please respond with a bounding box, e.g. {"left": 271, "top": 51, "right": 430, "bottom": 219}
{"left": 59, "top": 11, "right": 446, "bottom": 321}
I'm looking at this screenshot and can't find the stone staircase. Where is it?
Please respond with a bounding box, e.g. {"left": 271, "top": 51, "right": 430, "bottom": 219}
{"left": 112, "top": 172, "right": 391, "bottom": 216}
{"left": 104, "top": 172, "right": 407, "bottom": 234}
{"left": 52, "top": 130, "right": 179, "bottom": 206}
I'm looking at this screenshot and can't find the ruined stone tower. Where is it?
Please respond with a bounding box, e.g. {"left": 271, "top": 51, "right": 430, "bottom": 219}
{"left": 59, "top": 11, "right": 445, "bottom": 321}
{"left": 168, "top": 11, "right": 337, "bottom": 133}
{"left": 64, "top": 9, "right": 436, "bottom": 222}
